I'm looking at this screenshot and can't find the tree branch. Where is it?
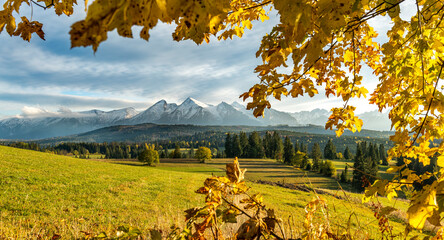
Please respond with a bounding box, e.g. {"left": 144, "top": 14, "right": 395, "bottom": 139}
{"left": 416, "top": 0, "right": 426, "bottom": 95}
{"left": 30, "top": 0, "right": 54, "bottom": 9}
{"left": 228, "top": 0, "right": 272, "bottom": 15}
{"left": 409, "top": 63, "right": 444, "bottom": 147}
{"left": 265, "top": 0, "right": 406, "bottom": 93}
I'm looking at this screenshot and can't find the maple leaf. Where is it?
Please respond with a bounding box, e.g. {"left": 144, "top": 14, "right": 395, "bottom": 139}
{"left": 226, "top": 157, "right": 246, "bottom": 183}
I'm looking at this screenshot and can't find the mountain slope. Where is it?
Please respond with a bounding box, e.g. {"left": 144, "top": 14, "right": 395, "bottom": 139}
{"left": 38, "top": 123, "right": 393, "bottom": 144}
{"left": 0, "top": 98, "right": 391, "bottom": 140}
{"left": 128, "top": 100, "right": 178, "bottom": 124}
{"left": 0, "top": 107, "right": 139, "bottom": 139}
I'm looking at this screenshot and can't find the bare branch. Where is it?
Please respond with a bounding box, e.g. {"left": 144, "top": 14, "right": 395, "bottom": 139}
{"left": 30, "top": 0, "right": 54, "bottom": 9}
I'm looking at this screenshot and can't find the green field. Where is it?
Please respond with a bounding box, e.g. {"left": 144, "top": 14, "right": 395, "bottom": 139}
{"left": 0, "top": 146, "right": 428, "bottom": 239}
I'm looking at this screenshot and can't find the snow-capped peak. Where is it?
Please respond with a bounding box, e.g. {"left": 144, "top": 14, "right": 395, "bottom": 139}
{"left": 146, "top": 100, "right": 177, "bottom": 113}
{"left": 119, "top": 107, "right": 138, "bottom": 119}
{"left": 80, "top": 109, "right": 105, "bottom": 115}
{"left": 231, "top": 101, "right": 245, "bottom": 110}
{"left": 183, "top": 97, "right": 210, "bottom": 108}
{"left": 152, "top": 99, "right": 167, "bottom": 107}
{"left": 217, "top": 101, "right": 231, "bottom": 108}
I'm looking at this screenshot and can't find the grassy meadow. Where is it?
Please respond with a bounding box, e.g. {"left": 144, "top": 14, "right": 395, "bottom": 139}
{"left": 0, "top": 146, "right": 428, "bottom": 239}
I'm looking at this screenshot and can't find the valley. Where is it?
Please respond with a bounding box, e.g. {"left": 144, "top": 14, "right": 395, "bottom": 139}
{"left": 0, "top": 146, "right": 427, "bottom": 239}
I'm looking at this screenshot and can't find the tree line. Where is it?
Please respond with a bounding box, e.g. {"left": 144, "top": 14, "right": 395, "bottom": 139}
{"left": 4, "top": 141, "right": 222, "bottom": 159}
{"left": 5, "top": 134, "right": 409, "bottom": 192}
{"left": 351, "top": 141, "right": 388, "bottom": 191}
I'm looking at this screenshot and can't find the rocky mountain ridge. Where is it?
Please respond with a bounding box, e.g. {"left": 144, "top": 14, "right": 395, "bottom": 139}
{"left": 0, "top": 97, "right": 390, "bottom": 139}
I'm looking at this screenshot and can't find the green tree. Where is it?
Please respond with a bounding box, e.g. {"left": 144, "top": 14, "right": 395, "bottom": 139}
{"left": 294, "top": 151, "right": 306, "bottom": 168}
{"left": 195, "top": 147, "right": 212, "bottom": 163}
{"left": 319, "top": 160, "right": 325, "bottom": 174}
{"left": 272, "top": 132, "right": 284, "bottom": 161}
{"left": 322, "top": 160, "right": 336, "bottom": 178}
{"left": 343, "top": 146, "right": 352, "bottom": 160}
{"left": 340, "top": 165, "right": 348, "bottom": 183}
{"left": 301, "top": 154, "right": 309, "bottom": 169}
{"left": 172, "top": 145, "right": 182, "bottom": 158}
{"left": 324, "top": 139, "right": 336, "bottom": 160}
{"left": 300, "top": 142, "right": 308, "bottom": 154}
{"left": 247, "top": 132, "right": 264, "bottom": 158}
{"left": 239, "top": 132, "right": 249, "bottom": 158}
{"left": 294, "top": 140, "right": 300, "bottom": 153}
{"left": 379, "top": 144, "right": 388, "bottom": 165}
{"left": 189, "top": 148, "right": 194, "bottom": 158}
{"left": 311, "top": 143, "right": 322, "bottom": 171}
{"left": 263, "top": 132, "right": 273, "bottom": 158}
{"left": 138, "top": 144, "right": 159, "bottom": 166}
{"left": 352, "top": 142, "right": 367, "bottom": 191}
{"left": 232, "top": 134, "right": 242, "bottom": 158}
{"left": 283, "top": 136, "right": 295, "bottom": 165}
{"left": 225, "top": 133, "right": 233, "bottom": 158}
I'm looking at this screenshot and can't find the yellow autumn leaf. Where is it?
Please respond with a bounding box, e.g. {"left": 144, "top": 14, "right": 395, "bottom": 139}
{"left": 407, "top": 187, "right": 438, "bottom": 229}
{"left": 437, "top": 155, "right": 444, "bottom": 168}
{"left": 343, "top": 50, "right": 354, "bottom": 63}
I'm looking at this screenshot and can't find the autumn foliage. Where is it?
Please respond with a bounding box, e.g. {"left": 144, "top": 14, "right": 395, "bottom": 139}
{"left": 169, "top": 158, "right": 336, "bottom": 240}
{"left": 2, "top": 0, "right": 444, "bottom": 233}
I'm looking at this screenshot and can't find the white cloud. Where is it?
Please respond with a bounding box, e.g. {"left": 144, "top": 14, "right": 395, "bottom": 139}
{"left": 18, "top": 106, "right": 90, "bottom": 119}
{"left": 20, "top": 106, "right": 52, "bottom": 118}
{"left": 0, "top": 2, "right": 402, "bottom": 120}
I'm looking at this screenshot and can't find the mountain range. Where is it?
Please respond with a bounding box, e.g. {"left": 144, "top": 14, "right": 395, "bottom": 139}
{"left": 0, "top": 97, "right": 390, "bottom": 140}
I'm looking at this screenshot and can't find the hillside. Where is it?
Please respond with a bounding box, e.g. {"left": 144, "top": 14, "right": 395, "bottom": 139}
{"left": 36, "top": 123, "right": 393, "bottom": 144}
{"left": 0, "top": 146, "right": 424, "bottom": 239}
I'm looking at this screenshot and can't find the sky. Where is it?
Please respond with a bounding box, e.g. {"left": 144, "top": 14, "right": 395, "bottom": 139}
{"left": 0, "top": 1, "right": 416, "bottom": 119}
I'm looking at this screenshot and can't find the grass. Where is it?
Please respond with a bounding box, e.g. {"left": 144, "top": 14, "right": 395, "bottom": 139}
{"left": 155, "top": 158, "right": 354, "bottom": 192}
{"left": 0, "top": 146, "right": 206, "bottom": 238}
{"left": 0, "top": 147, "right": 427, "bottom": 239}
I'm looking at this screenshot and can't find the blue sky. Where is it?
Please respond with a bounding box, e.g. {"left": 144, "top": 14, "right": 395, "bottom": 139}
{"left": 0, "top": 1, "right": 416, "bottom": 119}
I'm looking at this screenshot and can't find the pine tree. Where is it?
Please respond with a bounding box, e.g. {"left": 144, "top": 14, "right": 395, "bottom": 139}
{"left": 379, "top": 144, "right": 388, "bottom": 165}
{"left": 353, "top": 142, "right": 367, "bottom": 191}
{"left": 360, "top": 141, "right": 367, "bottom": 157}
{"left": 239, "top": 132, "right": 249, "bottom": 158}
{"left": 272, "top": 132, "right": 284, "bottom": 161}
{"left": 311, "top": 143, "right": 322, "bottom": 171}
{"left": 369, "top": 156, "right": 379, "bottom": 184}
{"left": 232, "top": 134, "right": 242, "bottom": 158}
{"left": 294, "top": 140, "right": 300, "bottom": 153}
{"left": 302, "top": 143, "right": 308, "bottom": 154}
{"left": 324, "top": 139, "right": 337, "bottom": 159}
{"left": 247, "top": 132, "right": 264, "bottom": 158}
{"left": 340, "top": 165, "right": 348, "bottom": 183}
{"left": 343, "top": 146, "right": 352, "bottom": 160}
{"left": 225, "top": 133, "right": 233, "bottom": 158}
{"left": 368, "top": 143, "right": 378, "bottom": 163}
{"left": 283, "top": 137, "right": 295, "bottom": 165}
{"left": 263, "top": 132, "right": 273, "bottom": 158}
